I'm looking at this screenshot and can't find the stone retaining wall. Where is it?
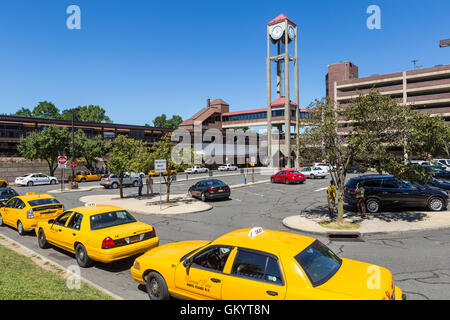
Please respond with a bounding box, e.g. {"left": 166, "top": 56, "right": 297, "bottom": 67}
{"left": 0, "top": 158, "right": 105, "bottom": 183}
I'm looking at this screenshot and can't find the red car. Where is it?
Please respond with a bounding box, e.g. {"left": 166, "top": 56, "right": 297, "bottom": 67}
{"left": 271, "top": 170, "right": 306, "bottom": 185}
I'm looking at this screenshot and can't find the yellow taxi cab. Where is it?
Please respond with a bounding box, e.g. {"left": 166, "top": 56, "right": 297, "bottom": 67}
{"left": 0, "top": 179, "right": 7, "bottom": 188}
{"left": 35, "top": 203, "right": 159, "bottom": 267}
{"left": 148, "top": 169, "right": 177, "bottom": 177}
{"left": 0, "top": 193, "right": 63, "bottom": 236}
{"left": 71, "top": 171, "right": 104, "bottom": 182}
{"left": 130, "top": 227, "right": 405, "bottom": 300}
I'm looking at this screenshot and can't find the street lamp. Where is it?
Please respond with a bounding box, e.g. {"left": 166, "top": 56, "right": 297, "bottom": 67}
{"left": 440, "top": 39, "right": 450, "bottom": 48}
{"left": 68, "top": 107, "right": 80, "bottom": 178}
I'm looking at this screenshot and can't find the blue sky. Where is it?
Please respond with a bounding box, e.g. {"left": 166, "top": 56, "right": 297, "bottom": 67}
{"left": 0, "top": 0, "right": 449, "bottom": 126}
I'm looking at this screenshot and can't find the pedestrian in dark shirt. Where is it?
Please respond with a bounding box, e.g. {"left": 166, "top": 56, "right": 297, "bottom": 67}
{"left": 138, "top": 174, "right": 144, "bottom": 198}
{"left": 356, "top": 182, "right": 366, "bottom": 217}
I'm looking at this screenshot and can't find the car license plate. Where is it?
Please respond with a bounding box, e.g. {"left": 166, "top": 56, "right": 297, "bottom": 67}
{"left": 218, "top": 189, "right": 223, "bottom": 192}
{"left": 129, "top": 235, "right": 140, "bottom": 243}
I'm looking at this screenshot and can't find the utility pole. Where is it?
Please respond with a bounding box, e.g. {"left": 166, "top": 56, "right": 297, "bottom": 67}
{"left": 411, "top": 60, "right": 422, "bottom": 70}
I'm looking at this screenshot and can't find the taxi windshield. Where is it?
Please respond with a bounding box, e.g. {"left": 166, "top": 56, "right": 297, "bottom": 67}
{"left": 28, "top": 198, "right": 60, "bottom": 207}
{"left": 295, "top": 240, "right": 342, "bottom": 287}
{"left": 90, "top": 210, "right": 137, "bottom": 230}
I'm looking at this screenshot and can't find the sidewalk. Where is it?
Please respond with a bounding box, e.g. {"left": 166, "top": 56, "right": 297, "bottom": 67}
{"left": 283, "top": 210, "right": 450, "bottom": 235}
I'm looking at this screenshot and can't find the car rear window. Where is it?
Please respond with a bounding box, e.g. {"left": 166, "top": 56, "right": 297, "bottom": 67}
{"left": 90, "top": 210, "right": 137, "bottom": 230}
{"left": 345, "top": 178, "right": 360, "bottom": 189}
{"left": 295, "top": 240, "right": 342, "bottom": 287}
{"left": 28, "top": 198, "right": 60, "bottom": 207}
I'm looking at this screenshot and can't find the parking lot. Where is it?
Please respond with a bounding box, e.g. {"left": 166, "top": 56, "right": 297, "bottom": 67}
{"left": 1, "top": 170, "right": 450, "bottom": 300}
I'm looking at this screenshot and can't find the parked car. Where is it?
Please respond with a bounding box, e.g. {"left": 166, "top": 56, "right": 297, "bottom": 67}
{"left": 344, "top": 175, "right": 448, "bottom": 213}
{"left": 0, "top": 193, "right": 63, "bottom": 235}
{"left": 15, "top": 173, "right": 58, "bottom": 186}
{"left": 70, "top": 171, "right": 104, "bottom": 182}
{"left": 313, "top": 163, "right": 334, "bottom": 172}
{"left": 435, "top": 159, "right": 450, "bottom": 167}
{"left": 218, "top": 164, "right": 238, "bottom": 171}
{"left": 347, "top": 165, "right": 367, "bottom": 174}
{"left": 271, "top": 170, "right": 306, "bottom": 184}
{"left": 0, "top": 187, "right": 19, "bottom": 204}
{"left": 36, "top": 204, "right": 159, "bottom": 267}
{"left": 130, "top": 227, "right": 404, "bottom": 300}
{"left": 0, "top": 179, "right": 7, "bottom": 188}
{"left": 426, "top": 177, "right": 450, "bottom": 191}
{"left": 299, "top": 167, "right": 327, "bottom": 179}
{"left": 100, "top": 173, "right": 139, "bottom": 189}
{"left": 184, "top": 165, "right": 209, "bottom": 174}
{"left": 148, "top": 169, "right": 177, "bottom": 176}
{"left": 421, "top": 165, "right": 450, "bottom": 180}
{"left": 188, "top": 179, "right": 230, "bottom": 201}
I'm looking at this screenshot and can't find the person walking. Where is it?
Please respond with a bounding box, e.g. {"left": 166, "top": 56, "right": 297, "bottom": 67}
{"left": 355, "top": 182, "right": 366, "bottom": 217}
{"left": 146, "top": 175, "right": 153, "bottom": 195}
{"left": 138, "top": 174, "right": 144, "bottom": 198}
{"left": 327, "top": 180, "right": 336, "bottom": 218}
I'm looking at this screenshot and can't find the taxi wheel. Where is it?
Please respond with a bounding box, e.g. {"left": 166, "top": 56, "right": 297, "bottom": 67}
{"left": 75, "top": 244, "right": 93, "bottom": 268}
{"left": 38, "top": 229, "right": 50, "bottom": 249}
{"left": 17, "top": 221, "right": 25, "bottom": 236}
{"left": 81, "top": 178, "right": 86, "bottom": 182}
{"left": 146, "top": 272, "right": 169, "bottom": 300}
{"left": 1, "top": 182, "right": 6, "bottom": 188}
{"left": 0, "top": 213, "right": 4, "bottom": 226}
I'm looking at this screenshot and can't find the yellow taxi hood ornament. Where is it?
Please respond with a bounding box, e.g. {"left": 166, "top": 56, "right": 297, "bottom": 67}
{"left": 248, "top": 227, "right": 264, "bottom": 237}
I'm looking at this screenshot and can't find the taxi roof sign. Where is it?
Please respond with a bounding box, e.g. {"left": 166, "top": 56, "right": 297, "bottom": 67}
{"left": 25, "top": 192, "right": 36, "bottom": 196}
{"left": 85, "top": 202, "right": 97, "bottom": 207}
{"left": 248, "top": 227, "right": 264, "bottom": 237}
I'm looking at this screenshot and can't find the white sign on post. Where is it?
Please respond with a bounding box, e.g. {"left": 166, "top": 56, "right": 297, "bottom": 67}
{"left": 155, "top": 159, "right": 167, "bottom": 173}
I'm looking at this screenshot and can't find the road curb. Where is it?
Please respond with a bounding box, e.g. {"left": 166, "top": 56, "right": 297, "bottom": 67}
{"left": 282, "top": 217, "right": 450, "bottom": 236}
{"left": 0, "top": 232, "right": 125, "bottom": 300}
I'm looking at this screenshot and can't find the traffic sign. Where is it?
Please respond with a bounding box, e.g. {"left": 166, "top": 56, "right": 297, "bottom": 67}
{"left": 58, "top": 163, "right": 67, "bottom": 169}
{"left": 58, "top": 156, "right": 67, "bottom": 165}
{"left": 154, "top": 159, "right": 167, "bottom": 173}
{"left": 70, "top": 161, "right": 77, "bottom": 169}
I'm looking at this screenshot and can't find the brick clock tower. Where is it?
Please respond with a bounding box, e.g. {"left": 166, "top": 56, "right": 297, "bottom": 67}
{"left": 266, "top": 14, "right": 299, "bottom": 168}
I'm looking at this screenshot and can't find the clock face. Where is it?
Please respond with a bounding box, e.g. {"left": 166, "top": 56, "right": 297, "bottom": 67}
{"left": 270, "top": 25, "right": 284, "bottom": 40}
{"left": 288, "top": 25, "right": 295, "bottom": 40}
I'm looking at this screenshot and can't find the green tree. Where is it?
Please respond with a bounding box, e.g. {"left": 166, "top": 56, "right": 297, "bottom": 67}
{"left": 61, "top": 105, "right": 112, "bottom": 123}
{"left": 13, "top": 107, "right": 33, "bottom": 117}
{"left": 17, "top": 126, "right": 71, "bottom": 176}
{"left": 32, "top": 101, "right": 61, "bottom": 119}
{"left": 74, "top": 131, "right": 112, "bottom": 171}
{"left": 149, "top": 133, "right": 187, "bottom": 203}
{"left": 151, "top": 114, "right": 183, "bottom": 129}
{"left": 299, "top": 91, "right": 447, "bottom": 223}
{"left": 107, "top": 135, "right": 150, "bottom": 198}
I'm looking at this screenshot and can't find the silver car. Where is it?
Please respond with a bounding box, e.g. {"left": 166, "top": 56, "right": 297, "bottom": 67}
{"left": 100, "top": 173, "right": 139, "bottom": 189}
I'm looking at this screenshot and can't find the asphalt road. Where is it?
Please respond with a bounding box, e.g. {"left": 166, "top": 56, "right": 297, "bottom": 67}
{"left": 1, "top": 170, "right": 449, "bottom": 300}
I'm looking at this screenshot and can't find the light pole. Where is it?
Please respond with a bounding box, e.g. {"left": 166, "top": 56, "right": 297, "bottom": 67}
{"left": 69, "top": 108, "right": 80, "bottom": 178}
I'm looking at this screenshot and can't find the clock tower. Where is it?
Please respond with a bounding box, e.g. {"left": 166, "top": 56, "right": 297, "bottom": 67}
{"left": 266, "top": 14, "right": 299, "bottom": 168}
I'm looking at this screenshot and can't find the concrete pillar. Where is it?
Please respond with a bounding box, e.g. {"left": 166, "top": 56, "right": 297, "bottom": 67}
{"left": 402, "top": 71, "right": 407, "bottom": 105}
{"left": 284, "top": 20, "right": 291, "bottom": 168}
{"left": 267, "top": 25, "right": 272, "bottom": 167}
{"left": 294, "top": 26, "right": 300, "bottom": 168}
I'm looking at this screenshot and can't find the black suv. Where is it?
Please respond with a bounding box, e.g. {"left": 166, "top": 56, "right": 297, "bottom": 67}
{"left": 344, "top": 175, "right": 449, "bottom": 213}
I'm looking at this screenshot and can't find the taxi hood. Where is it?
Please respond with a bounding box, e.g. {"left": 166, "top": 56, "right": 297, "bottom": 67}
{"left": 316, "top": 258, "right": 394, "bottom": 300}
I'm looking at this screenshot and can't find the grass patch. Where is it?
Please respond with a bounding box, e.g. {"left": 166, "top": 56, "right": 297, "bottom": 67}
{"left": 0, "top": 244, "right": 112, "bottom": 300}
{"left": 319, "top": 221, "right": 360, "bottom": 230}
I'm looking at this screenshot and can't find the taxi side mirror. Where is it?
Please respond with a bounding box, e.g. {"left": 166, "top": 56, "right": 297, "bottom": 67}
{"left": 183, "top": 258, "right": 193, "bottom": 275}
{"left": 48, "top": 219, "right": 55, "bottom": 224}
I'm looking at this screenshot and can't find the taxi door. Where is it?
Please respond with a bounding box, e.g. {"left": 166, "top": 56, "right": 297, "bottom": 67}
{"left": 6, "top": 198, "right": 26, "bottom": 228}
{"left": 174, "top": 245, "right": 233, "bottom": 300}
{"left": 47, "top": 211, "right": 74, "bottom": 249}
{"left": 1, "top": 198, "right": 17, "bottom": 226}
{"left": 221, "top": 248, "right": 287, "bottom": 300}
{"left": 64, "top": 212, "right": 84, "bottom": 250}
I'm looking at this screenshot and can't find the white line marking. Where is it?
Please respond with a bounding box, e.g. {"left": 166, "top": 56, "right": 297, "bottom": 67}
{"left": 234, "top": 189, "right": 265, "bottom": 197}
{"left": 314, "top": 187, "right": 328, "bottom": 192}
